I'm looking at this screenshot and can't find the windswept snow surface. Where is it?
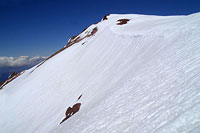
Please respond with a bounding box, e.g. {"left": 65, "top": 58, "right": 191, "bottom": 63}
{"left": 1, "top": 13, "right": 200, "bottom": 133}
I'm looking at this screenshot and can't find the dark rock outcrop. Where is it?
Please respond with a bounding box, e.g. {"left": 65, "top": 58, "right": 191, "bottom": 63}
{"left": 77, "top": 94, "right": 82, "bottom": 101}
{"left": 0, "top": 71, "right": 23, "bottom": 90}
{"left": 60, "top": 103, "right": 81, "bottom": 124}
{"left": 103, "top": 14, "right": 110, "bottom": 20}
{"left": 117, "top": 19, "right": 130, "bottom": 25}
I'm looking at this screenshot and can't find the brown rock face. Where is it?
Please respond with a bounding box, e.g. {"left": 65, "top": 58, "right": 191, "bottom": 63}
{"left": 0, "top": 71, "right": 23, "bottom": 90}
{"left": 0, "top": 82, "right": 3, "bottom": 86}
{"left": 9, "top": 72, "right": 18, "bottom": 78}
{"left": 117, "top": 19, "right": 130, "bottom": 25}
{"left": 103, "top": 14, "right": 110, "bottom": 20}
{"left": 77, "top": 94, "right": 82, "bottom": 100}
{"left": 60, "top": 103, "right": 81, "bottom": 124}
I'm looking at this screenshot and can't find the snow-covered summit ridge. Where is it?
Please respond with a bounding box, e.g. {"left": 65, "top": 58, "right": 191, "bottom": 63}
{"left": 68, "top": 12, "right": 200, "bottom": 44}
{"left": 1, "top": 12, "right": 200, "bottom": 133}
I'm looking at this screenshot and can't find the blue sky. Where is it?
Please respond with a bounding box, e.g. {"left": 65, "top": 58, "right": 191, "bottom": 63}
{"left": 0, "top": 0, "right": 200, "bottom": 57}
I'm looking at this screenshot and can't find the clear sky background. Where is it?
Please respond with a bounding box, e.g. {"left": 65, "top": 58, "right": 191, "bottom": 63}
{"left": 0, "top": 0, "right": 200, "bottom": 57}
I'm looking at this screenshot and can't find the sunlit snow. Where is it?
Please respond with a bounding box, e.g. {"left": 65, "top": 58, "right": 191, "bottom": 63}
{"left": 1, "top": 13, "right": 200, "bottom": 133}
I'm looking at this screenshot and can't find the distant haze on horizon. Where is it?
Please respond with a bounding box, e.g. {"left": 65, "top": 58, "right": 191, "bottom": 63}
{"left": 0, "top": 0, "right": 200, "bottom": 57}
{"left": 0, "top": 56, "right": 46, "bottom": 82}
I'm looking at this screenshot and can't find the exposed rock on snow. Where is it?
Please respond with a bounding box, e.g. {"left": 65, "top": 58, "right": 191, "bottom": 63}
{"left": 103, "top": 14, "right": 110, "bottom": 21}
{"left": 117, "top": 19, "right": 130, "bottom": 25}
{"left": 60, "top": 103, "right": 81, "bottom": 124}
{"left": 0, "top": 71, "right": 23, "bottom": 90}
{"left": 77, "top": 94, "right": 82, "bottom": 101}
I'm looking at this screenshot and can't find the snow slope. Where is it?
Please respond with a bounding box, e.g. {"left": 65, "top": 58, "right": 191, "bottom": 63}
{"left": 1, "top": 13, "right": 200, "bottom": 133}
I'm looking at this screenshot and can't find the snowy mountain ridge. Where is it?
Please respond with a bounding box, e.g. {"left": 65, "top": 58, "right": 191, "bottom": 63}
{"left": 1, "top": 13, "right": 200, "bottom": 133}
